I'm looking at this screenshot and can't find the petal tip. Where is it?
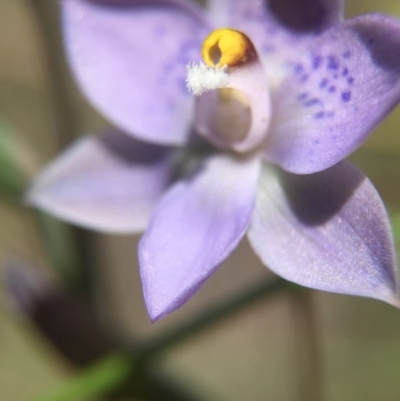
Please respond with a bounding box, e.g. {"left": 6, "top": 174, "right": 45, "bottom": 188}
{"left": 144, "top": 293, "right": 184, "bottom": 323}
{"left": 147, "top": 307, "right": 169, "bottom": 323}
{"left": 386, "top": 294, "right": 400, "bottom": 309}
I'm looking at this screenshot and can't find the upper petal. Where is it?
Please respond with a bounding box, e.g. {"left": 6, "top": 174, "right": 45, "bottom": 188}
{"left": 265, "top": 14, "right": 400, "bottom": 173}
{"left": 208, "top": 0, "right": 343, "bottom": 85}
{"left": 27, "top": 130, "right": 174, "bottom": 233}
{"left": 139, "top": 154, "right": 260, "bottom": 321}
{"left": 62, "top": 0, "right": 210, "bottom": 145}
{"left": 247, "top": 161, "right": 398, "bottom": 304}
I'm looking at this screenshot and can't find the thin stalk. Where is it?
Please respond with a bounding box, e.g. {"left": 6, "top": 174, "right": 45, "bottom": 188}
{"left": 32, "top": 277, "right": 287, "bottom": 401}
{"left": 35, "top": 353, "right": 132, "bottom": 401}
{"left": 289, "top": 290, "right": 323, "bottom": 401}
{"left": 137, "top": 277, "right": 287, "bottom": 360}
{"left": 29, "top": 0, "right": 80, "bottom": 146}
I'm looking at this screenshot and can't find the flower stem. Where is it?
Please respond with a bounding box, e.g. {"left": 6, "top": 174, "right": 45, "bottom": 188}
{"left": 289, "top": 290, "right": 323, "bottom": 401}
{"left": 35, "top": 353, "right": 132, "bottom": 401}
{"left": 28, "top": 0, "right": 80, "bottom": 147}
{"left": 144, "top": 278, "right": 288, "bottom": 347}
{"left": 138, "top": 277, "right": 287, "bottom": 360}
{"left": 32, "top": 277, "right": 287, "bottom": 401}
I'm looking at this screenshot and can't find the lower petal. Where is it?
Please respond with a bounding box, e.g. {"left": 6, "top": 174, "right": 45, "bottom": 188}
{"left": 139, "top": 154, "right": 260, "bottom": 321}
{"left": 27, "top": 130, "right": 174, "bottom": 233}
{"left": 247, "top": 161, "right": 398, "bottom": 304}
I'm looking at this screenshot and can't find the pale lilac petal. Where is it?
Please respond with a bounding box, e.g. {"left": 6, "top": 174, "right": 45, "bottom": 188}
{"left": 62, "top": 0, "right": 210, "bottom": 145}
{"left": 139, "top": 154, "right": 260, "bottom": 321}
{"left": 208, "top": 1, "right": 343, "bottom": 66}
{"left": 248, "top": 161, "right": 398, "bottom": 304}
{"left": 27, "top": 130, "right": 174, "bottom": 233}
{"left": 265, "top": 14, "right": 400, "bottom": 173}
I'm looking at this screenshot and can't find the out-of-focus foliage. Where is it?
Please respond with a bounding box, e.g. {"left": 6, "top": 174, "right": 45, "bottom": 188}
{"left": 0, "top": 120, "right": 37, "bottom": 201}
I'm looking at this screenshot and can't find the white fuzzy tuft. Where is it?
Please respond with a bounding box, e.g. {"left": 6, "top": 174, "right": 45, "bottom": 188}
{"left": 186, "top": 62, "right": 229, "bottom": 96}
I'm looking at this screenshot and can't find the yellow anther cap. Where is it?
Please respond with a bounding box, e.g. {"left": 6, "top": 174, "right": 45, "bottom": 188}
{"left": 201, "top": 28, "right": 256, "bottom": 68}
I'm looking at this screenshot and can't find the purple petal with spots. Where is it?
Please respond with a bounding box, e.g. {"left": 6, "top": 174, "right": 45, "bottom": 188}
{"left": 62, "top": 0, "right": 210, "bottom": 145}
{"left": 209, "top": 0, "right": 343, "bottom": 58}
{"left": 139, "top": 154, "right": 260, "bottom": 321}
{"left": 27, "top": 130, "right": 174, "bottom": 233}
{"left": 248, "top": 161, "right": 398, "bottom": 304}
{"left": 265, "top": 14, "right": 400, "bottom": 174}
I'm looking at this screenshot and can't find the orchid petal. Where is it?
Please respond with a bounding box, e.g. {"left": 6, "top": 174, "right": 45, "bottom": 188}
{"left": 139, "top": 154, "right": 260, "bottom": 321}
{"left": 265, "top": 14, "right": 400, "bottom": 173}
{"left": 27, "top": 130, "right": 174, "bottom": 233}
{"left": 62, "top": 0, "right": 210, "bottom": 145}
{"left": 208, "top": 0, "right": 343, "bottom": 80}
{"left": 247, "top": 161, "right": 398, "bottom": 304}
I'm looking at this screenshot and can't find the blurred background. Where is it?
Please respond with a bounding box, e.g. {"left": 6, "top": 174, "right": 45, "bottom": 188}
{"left": 2, "top": 1, "right": 400, "bottom": 400}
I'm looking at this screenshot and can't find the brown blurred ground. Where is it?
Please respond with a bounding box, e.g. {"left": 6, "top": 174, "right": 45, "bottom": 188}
{"left": 2, "top": 1, "right": 400, "bottom": 401}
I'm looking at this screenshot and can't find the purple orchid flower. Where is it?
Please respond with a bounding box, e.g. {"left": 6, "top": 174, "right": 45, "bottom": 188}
{"left": 28, "top": 0, "right": 400, "bottom": 321}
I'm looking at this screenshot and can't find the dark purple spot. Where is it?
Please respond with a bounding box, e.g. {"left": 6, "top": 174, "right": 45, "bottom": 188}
{"left": 177, "top": 77, "right": 188, "bottom": 94}
{"left": 314, "top": 111, "right": 325, "bottom": 119}
{"left": 329, "top": 85, "right": 336, "bottom": 93}
{"left": 312, "top": 55, "right": 322, "bottom": 69}
{"left": 327, "top": 55, "right": 339, "bottom": 70}
{"left": 369, "top": 38, "right": 375, "bottom": 45}
{"left": 262, "top": 44, "right": 274, "bottom": 53}
{"left": 347, "top": 77, "right": 354, "bottom": 85}
{"left": 294, "top": 63, "right": 304, "bottom": 73}
{"left": 319, "top": 78, "right": 328, "bottom": 88}
{"left": 300, "top": 74, "right": 309, "bottom": 82}
{"left": 342, "top": 67, "right": 349, "bottom": 76}
{"left": 166, "top": 99, "right": 177, "bottom": 111}
{"left": 314, "top": 139, "right": 320, "bottom": 144}
{"left": 305, "top": 98, "right": 320, "bottom": 107}
{"left": 342, "top": 51, "right": 351, "bottom": 59}
{"left": 333, "top": 73, "right": 338, "bottom": 79}
{"left": 178, "top": 40, "right": 200, "bottom": 64}
{"left": 298, "top": 92, "right": 308, "bottom": 100}
{"left": 341, "top": 91, "right": 351, "bottom": 102}
{"left": 163, "top": 62, "right": 175, "bottom": 74}
{"left": 243, "top": 10, "right": 254, "bottom": 19}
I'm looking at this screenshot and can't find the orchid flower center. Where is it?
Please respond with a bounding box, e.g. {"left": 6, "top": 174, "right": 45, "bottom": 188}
{"left": 186, "top": 28, "right": 271, "bottom": 153}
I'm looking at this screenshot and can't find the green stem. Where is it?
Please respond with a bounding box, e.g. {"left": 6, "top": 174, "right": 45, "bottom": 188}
{"left": 35, "top": 353, "right": 132, "bottom": 401}
{"left": 391, "top": 212, "right": 400, "bottom": 245}
{"left": 32, "top": 277, "right": 287, "bottom": 401}
{"left": 28, "top": 0, "right": 80, "bottom": 147}
{"left": 289, "top": 290, "right": 323, "bottom": 401}
{"left": 34, "top": 212, "right": 85, "bottom": 292}
{"left": 138, "top": 277, "right": 287, "bottom": 360}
